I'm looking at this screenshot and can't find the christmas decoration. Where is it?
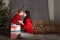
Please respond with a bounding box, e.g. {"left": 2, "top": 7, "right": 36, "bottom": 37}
{"left": 0, "top": 0, "right": 11, "bottom": 27}
{"left": 0, "top": 0, "right": 12, "bottom": 35}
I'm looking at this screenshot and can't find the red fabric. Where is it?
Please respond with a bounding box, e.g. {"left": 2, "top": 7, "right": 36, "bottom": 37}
{"left": 11, "top": 14, "right": 21, "bottom": 24}
{"left": 24, "top": 18, "right": 33, "bottom": 34}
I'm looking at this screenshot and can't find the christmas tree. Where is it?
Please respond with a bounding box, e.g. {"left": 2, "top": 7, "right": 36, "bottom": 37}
{"left": 0, "top": 0, "right": 11, "bottom": 27}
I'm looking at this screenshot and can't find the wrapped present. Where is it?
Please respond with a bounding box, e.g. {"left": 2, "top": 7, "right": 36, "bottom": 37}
{"left": 11, "top": 24, "right": 21, "bottom": 39}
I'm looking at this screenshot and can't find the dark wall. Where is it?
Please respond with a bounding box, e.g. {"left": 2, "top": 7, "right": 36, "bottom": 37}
{"left": 10, "top": 0, "right": 49, "bottom": 20}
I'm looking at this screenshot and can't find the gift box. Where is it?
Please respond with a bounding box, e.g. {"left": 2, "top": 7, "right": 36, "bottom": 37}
{"left": 11, "top": 24, "right": 21, "bottom": 39}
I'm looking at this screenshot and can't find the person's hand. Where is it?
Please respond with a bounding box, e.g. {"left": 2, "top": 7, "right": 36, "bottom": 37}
{"left": 19, "top": 20, "right": 24, "bottom": 25}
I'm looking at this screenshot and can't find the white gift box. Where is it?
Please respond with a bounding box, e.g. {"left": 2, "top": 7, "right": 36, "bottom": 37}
{"left": 11, "top": 24, "right": 21, "bottom": 34}
{"left": 11, "top": 24, "right": 21, "bottom": 39}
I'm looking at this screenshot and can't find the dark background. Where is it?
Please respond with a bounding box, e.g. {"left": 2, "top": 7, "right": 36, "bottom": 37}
{"left": 10, "top": 0, "right": 49, "bottom": 20}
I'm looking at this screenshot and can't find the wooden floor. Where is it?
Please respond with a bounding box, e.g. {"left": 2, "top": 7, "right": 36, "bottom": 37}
{"left": 0, "top": 34, "right": 60, "bottom": 40}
